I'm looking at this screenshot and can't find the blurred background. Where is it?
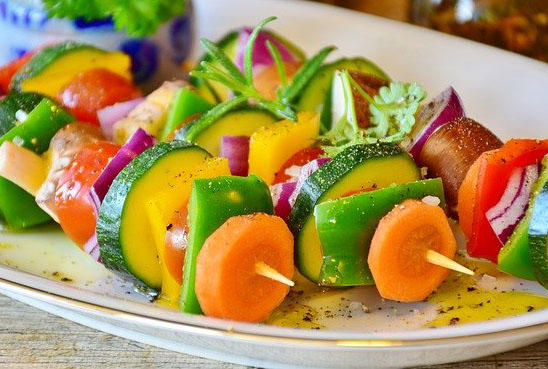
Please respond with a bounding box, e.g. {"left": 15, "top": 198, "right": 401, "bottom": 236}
{"left": 308, "top": 0, "right": 548, "bottom": 62}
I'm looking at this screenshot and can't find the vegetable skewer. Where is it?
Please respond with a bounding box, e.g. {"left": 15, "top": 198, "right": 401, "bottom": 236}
{"left": 425, "top": 250, "right": 474, "bottom": 276}
{"left": 255, "top": 261, "right": 295, "bottom": 287}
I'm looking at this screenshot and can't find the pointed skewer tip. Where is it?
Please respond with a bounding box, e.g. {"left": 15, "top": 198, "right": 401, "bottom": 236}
{"left": 426, "top": 249, "right": 475, "bottom": 276}
{"left": 255, "top": 261, "right": 295, "bottom": 287}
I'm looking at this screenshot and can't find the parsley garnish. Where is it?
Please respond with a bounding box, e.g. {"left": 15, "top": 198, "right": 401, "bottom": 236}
{"left": 190, "top": 16, "right": 335, "bottom": 121}
{"left": 322, "top": 70, "right": 425, "bottom": 156}
{"left": 42, "top": 0, "right": 187, "bottom": 38}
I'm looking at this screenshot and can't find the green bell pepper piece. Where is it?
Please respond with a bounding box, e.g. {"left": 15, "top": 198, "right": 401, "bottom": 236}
{"left": 159, "top": 88, "right": 213, "bottom": 141}
{"left": 528, "top": 160, "right": 548, "bottom": 288}
{"left": 0, "top": 178, "right": 51, "bottom": 229}
{"left": 0, "top": 92, "right": 44, "bottom": 137}
{"left": 180, "top": 175, "right": 273, "bottom": 314}
{"left": 0, "top": 98, "right": 73, "bottom": 229}
{"left": 0, "top": 98, "right": 74, "bottom": 153}
{"left": 498, "top": 158, "right": 548, "bottom": 280}
{"left": 314, "top": 178, "right": 445, "bottom": 287}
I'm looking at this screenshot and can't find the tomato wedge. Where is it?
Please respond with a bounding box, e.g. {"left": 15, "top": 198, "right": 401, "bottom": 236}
{"left": 54, "top": 141, "right": 120, "bottom": 246}
{"left": 272, "top": 146, "right": 324, "bottom": 184}
{"left": 58, "top": 68, "right": 141, "bottom": 125}
{"left": 0, "top": 51, "right": 34, "bottom": 94}
{"left": 467, "top": 140, "right": 548, "bottom": 262}
{"left": 164, "top": 205, "right": 189, "bottom": 284}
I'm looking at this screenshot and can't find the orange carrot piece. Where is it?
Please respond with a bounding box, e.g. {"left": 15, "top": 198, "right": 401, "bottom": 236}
{"left": 195, "top": 213, "right": 294, "bottom": 323}
{"left": 368, "top": 199, "right": 457, "bottom": 302}
{"left": 457, "top": 150, "right": 494, "bottom": 238}
{"left": 253, "top": 60, "right": 301, "bottom": 100}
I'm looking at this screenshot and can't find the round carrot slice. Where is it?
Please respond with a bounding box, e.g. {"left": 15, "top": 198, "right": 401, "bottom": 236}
{"left": 368, "top": 199, "right": 457, "bottom": 302}
{"left": 195, "top": 213, "right": 294, "bottom": 323}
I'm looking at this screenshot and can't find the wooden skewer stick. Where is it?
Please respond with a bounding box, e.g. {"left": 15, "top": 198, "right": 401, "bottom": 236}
{"left": 426, "top": 250, "right": 475, "bottom": 276}
{"left": 255, "top": 261, "right": 295, "bottom": 287}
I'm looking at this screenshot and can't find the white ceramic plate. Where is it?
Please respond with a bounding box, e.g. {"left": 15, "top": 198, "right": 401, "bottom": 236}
{"left": 1, "top": 0, "right": 548, "bottom": 368}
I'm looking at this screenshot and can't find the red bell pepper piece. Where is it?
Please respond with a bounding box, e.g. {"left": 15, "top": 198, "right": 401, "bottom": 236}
{"left": 0, "top": 52, "right": 35, "bottom": 94}
{"left": 468, "top": 139, "right": 548, "bottom": 262}
{"left": 54, "top": 141, "right": 120, "bottom": 246}
{"left": 272, "top": 146, "right": 324, "bottom": 184}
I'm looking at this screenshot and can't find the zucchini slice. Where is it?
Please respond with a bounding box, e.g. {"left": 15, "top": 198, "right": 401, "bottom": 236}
{"left": 288, "top": 143, "right": 420, "bottom": 283}
{"left": 97, "top": 141, "right": 228, "bottom": 290}
{"left": 180, "top": 108, "right": 277, "bottom": 156}
{"left": 296, "top": 57, "right": 389, "bottom": 131}
{"left": 10, "top": 42, "right": 131, "bottom": 98}
{"left": 528, "top": 159, "right": 548, "bottom": 288}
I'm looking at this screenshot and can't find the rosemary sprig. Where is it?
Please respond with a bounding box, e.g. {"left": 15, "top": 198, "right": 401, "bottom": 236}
{"left": 189, "top": 16, "right": 336, "bottom": 122}
{"left": 266, "top": 40, "right": 287, "bottom": 89}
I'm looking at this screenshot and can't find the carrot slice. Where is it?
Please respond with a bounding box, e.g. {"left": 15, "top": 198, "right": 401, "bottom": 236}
{"left": 457, "top": 150, "right": 495, "bottom": 238}
{"left": 195, "top": 213, "right": 294, "bottom": 322}
{"left": 368, "top": 199, "right": 457, "bottom": 302}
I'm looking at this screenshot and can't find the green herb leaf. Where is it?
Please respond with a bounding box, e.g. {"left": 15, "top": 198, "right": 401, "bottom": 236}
{"left": 280, "top": 46, "right": 336, "bottom": 104}
{"left": 200, "top": 39, "right": 247, "bottom": 85}
{"left": 42, "top": 0, "right": 186, "bottom": 38}
{"left": 365, "top": 81, "right": 426, "bottom": 142}
{"left": 321, "top": 71, "right": 426, "bottom": 156}
{"left": 266, "top": 40, "right": 288, "bottom": 88}
{"left": 244, "top": 16, "right": 277, "bottom": 85}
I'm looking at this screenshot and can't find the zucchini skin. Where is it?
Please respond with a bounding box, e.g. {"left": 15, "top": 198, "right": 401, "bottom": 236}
{"left": 288, "top": 143, "right": 405, "bottom": 236}
{"left": 9, "top": 42, "right": 98, "bottom": 92}
{"left": 529, "top": 175, "right": 548, "bottom": 288}
{"left": 97, "top": 140, "right": 206, "bottom": 290}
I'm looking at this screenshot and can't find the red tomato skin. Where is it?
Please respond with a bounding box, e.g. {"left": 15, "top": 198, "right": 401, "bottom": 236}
{"left": 468, "top": 140, "right": 548, "bottom": 263}
{"left": 273, "top": 146, "right": 324, "bottom": 184}
{"left": 54, "top": 141, "right": 120, "bottom": 246}
{"left": 164, "top": 205, "right": 189, "bottom": 285}
{"left": 58, "top": 68, "right": 141, "bottom": 125}
{"left": 0, "top": 52, "right": 34, "bottom": 94}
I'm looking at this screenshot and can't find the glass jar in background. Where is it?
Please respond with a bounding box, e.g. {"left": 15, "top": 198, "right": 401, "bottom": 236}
{"left": 411, "top": 0, "right": 548, "bottom": 62}
{"left": 0, "top": 0, "right": 194, "bottom": 89}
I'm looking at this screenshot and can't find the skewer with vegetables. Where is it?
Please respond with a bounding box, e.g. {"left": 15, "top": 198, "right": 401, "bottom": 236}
{"left": 0, "top": 16, "right": 546, "bottom": 326}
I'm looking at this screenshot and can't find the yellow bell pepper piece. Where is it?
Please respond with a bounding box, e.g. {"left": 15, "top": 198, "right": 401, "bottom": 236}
{"left": 21, "top": 49, "right": 132, "bottom": 99}
{"left": 146, "top": 157, "right": 230, "bottom": 306}
{"left": 113, "top": 80, "right": 185, "bottom": 144}
{"left": 0, "top": 142, "right": 46, "bottom": 196}
{"left": 248, "top": 112, "right": 320, "bottom": 184}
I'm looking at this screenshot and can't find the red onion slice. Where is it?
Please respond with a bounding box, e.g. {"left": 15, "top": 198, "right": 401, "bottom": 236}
{"left": 235, "top": 28, "right": 300, "bottom": 73}
{"left": 87, "top": 129, "right": 154, "bottom": 261}
{"left": 288, "top": 158, "right": 331, "bottom": 206}
{"left": 97, "top": 98, "right": 144, "bottom": 140}
{"left": 219, "top": 135, "right": 250, "bottom": 176}
{"left": 487, "top": 164, "right": 539, "bottom": 243}
{"left": 270, "top": 158, "right": 331, "bottom": 223}
{"left": 271, "top": 181, "right": 297, "bottom": 222}
{"left": 407, "top": 87, "right": 465, "bottom": 159}
{"left": 83, "top": 233, "right": 100, "bottom": 262}
{"left": 91, "top": 128, "right": 155, "bottom": 205}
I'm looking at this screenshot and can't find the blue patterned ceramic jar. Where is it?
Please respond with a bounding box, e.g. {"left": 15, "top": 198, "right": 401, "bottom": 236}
{"left": 0, "top": 0, "right": 194, "bottom": 89}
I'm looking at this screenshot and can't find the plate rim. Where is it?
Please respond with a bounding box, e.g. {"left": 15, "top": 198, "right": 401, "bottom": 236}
{"left": 1, "top": 0, "right": 548, "bottom": 347}
{"left": 1, "top": 264, "right": 547, "bottom": 343}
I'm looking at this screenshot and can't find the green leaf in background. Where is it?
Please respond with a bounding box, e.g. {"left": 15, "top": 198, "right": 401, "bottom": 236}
{"left": 41, "top": 0, "right": 187, "bottom": 38}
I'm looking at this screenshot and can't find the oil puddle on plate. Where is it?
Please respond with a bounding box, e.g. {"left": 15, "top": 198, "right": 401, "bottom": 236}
{"left": 1, "top": 224, "right": 547, "bottom": 331}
